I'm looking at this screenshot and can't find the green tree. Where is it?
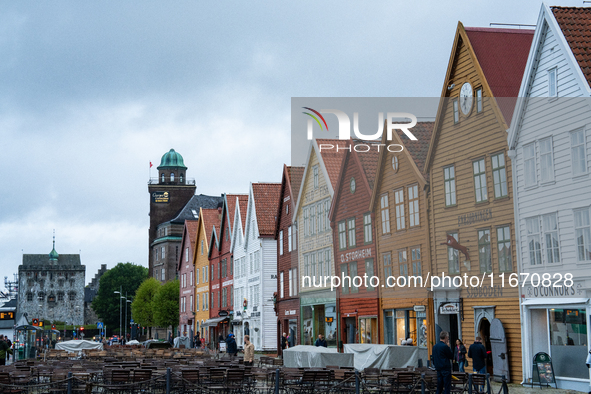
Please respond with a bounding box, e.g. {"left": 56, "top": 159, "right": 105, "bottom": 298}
{"left": 91, "top": 262, "right": 148, "bottom": 329}
{"left": 131, "top": 277, "right": 161, "bottom": 338}
{"left": 153, "top": 279, "right": 179, "bottom": 331}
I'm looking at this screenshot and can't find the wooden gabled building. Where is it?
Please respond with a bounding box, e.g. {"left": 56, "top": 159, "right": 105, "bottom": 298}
{"left": 424, "top": 23, "right": 533, "bottom": 382}
{"left": 329, "top": 140, "right": 380, "bottom": 348}
{"left": 369, "top": 122, "right": 434, "bottom": 356}
{"left": 275, "top": 165, "right": 304, "bottom": 353}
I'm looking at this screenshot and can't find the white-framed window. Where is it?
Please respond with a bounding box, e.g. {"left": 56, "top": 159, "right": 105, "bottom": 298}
{"left": 491, "top": 152, "right": 507, "bottom": 198}
{"left": 574, "top": 208, "right": 591, "bottom": 262}
{"left": 313, "top": 166, "right": 319, "bottom": 189}
{"left": 548, "top": 68, "right": 557, "bottom": 97}
{"left": 196, "top": 294, "right": 199, "bottom": 311}
{"left": 411, "top": 247, "right": 421, "bottom": 276}
{"left": 395, "top": 189, "right": 405, "bottom": 230}
{"left": 473, "top": 159, "right": 487, "bottom": 202}
{"left": 347, "top": 218, "right": 356, "bottom": 248}
{"left": 408, "top": 185, "right": 419, "bottom": 227}
{"left": 288, "top": 269, "right": 293, "bottom": 297}
{"left": 540, "top": 137, "right": 554, "bottom": 183}
{"left": 542, "top": 213, "right": 560, "bottom": 264}
{"left": 280, "top": 272, "right": 284, "bottom": 298}
{"left": 185, "top": 247, "right": 189, "bottom": 262}
{"left": 293, "top": 222, "right": 298, "bottom": 251}
{"left": 303, "top": 208, "right": 309, "bottom": 237}
{"left": 526, "top": 217, "right": 542, "bottom": 265}
{"left": 380, "top": 194, "right": 390, "bottom": 234}
{"left": 310, "top": 205, "right": 316, "bottom": 235}
{"left": 190, "top": 295, "right": 193, "bottom": 312}
{"left": 196, "top": 269, "right": 199, "bottom": 285}
{"left": 293, "top": 268, "right": 298, "bottom": 296}
{"left": 364, "top": 213, "right": 372, "bottom": 244}
{"left": 201, "top": 240, "right": 204, "bottom": 255}
{"left": 398, "top": 249, "right": 408, "bottom": 279}
{"left": 204, "top": 266, "right": 208, "bottom": 283}
{"left": 161, "top": 247, "right": 165, "bottom": 259}
{"left": 189, "top": 272, "right": 193, "bottom": 286}
{"left": 383, "top": 253, "right": 392, "bottom": 278}
{"left": 318, "top": 201, "right": 324, "bottom": 232}
{"left": 338, "top": 221, "right": 347, "bottom": 250}
{"left": 571, "top": 129, "right": 587, "bottom": 176}
{"left": 288, "top": 226, "right": 292, "bottom": 252}
{"left": 497, "top": 226, "right": 512, "bottom": 272}
{"left": 447, "top": 232, "right": 459, "bottom": 274}
{"left": 524, "top": 143, "right": 536, "bottom": 187}
{"left": 478, "top": 229, "right": 492, "bottom": 273}
{"left": 161, "top": 268, "right": 165, "bottom": 281}
{"left": 444, "top": 166, "right": 456, "bottom": 206}
{"left": 476, "top": 87, "right": 483, "bottom": 113}
{"left": 453, "top": 99, "right": 459, "bottom": 123}
{"left": 324, "top": 249, "right": 331, "bottom": 276}
{"left": 279, "top": 230, "right": 284, "bottom": 256}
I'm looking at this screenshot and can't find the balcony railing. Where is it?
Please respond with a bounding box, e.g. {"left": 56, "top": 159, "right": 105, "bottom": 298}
{"left": 148, "top": 177, "right": 196, "bottom": 185}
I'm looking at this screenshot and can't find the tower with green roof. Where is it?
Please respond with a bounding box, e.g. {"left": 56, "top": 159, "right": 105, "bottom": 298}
{"left": 148, "top": 149, "right": 196, "bottom": 279}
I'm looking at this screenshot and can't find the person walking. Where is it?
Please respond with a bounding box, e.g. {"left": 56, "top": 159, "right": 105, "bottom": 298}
{"left": 281, "top": 332, "right": 289, "bottom": 356}
{"left": 0, "top": 336, "right": 13, "bottom": 366}
{"left": 454, "top": 339, "right": 467, "bottom": 372}
{"left": 226, "top": 333, "right": 237, "bottom": 358}
{"left": 243, "top": 335, "right": 255, "bottom": 366}
{"left": 314, "top": 334, "right": 327, "bottom": 347}
{"left": 468, "top": 336, "right": 487, "bottom": 374}
{"left": 432, "top": 331, "right": 453, "bottom": 394}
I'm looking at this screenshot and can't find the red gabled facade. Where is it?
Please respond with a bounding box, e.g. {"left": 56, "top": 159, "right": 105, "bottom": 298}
{"left": 329, "top": 140, "right": 380, "bottom": 348}
{"left": 177, "top": 219, "right": 199, "bottom": 338}
{"left": 275, "top": 165, "right": 304, "bottom": 354}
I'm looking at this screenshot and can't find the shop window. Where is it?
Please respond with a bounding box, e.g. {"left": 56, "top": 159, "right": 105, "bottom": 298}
{"left": 478, "top": 229, "right": 492, "bottom": 273}
{"left": 358, "top": 317, "right": 378, "bottom": 344}
{"left": 549, "top": 309, "right": 588, "bottom": 379}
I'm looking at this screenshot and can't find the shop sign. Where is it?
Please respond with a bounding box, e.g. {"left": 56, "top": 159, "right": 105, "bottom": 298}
{"left": 439, "top": 303, "right": 459, "bottom": 314}
{"left": 413, "top": 305, "right": 426, "bottom": 312}
{"left": 218, "top": 310, "right": 229, "bottom": 317}
{"left": 151, "top": 191, "right": 169, "bottom": 203}
{"left": 525, "top": 284, "right": 575, "bottom": 298}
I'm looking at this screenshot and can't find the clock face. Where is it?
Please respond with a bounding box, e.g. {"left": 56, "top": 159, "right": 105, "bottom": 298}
{"left": 460, "top": 82, "right": 473, "bottom": 115}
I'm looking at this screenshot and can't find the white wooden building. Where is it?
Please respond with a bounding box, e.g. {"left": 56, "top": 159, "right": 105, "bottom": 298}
{"left": 508, "top": 4, "right": 591, "bottom": 391}
{"left": 232, "top": 183, "right": 281, "bottom": 351}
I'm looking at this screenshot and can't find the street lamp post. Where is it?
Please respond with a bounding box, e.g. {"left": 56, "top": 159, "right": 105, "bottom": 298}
{"left": 114, "top": 287, "right": 122, "bottom": 341}
{"left": 125, "top": 296, "right": 132, "bottom": 343}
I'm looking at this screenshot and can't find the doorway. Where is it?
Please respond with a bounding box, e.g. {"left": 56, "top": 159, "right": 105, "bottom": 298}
{"left": 478, "top": 317, "right": 493, "bottom": 373}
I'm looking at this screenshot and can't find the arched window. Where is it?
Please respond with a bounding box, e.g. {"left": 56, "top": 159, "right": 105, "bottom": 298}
{"left": 161, "top": 173, "right": 165, "bottom": 182}
{"left": 171, "top": 172, "right": 175, "bottom": 182}
{"left": 180, "top": 173, "right": 184, "bottom": 183}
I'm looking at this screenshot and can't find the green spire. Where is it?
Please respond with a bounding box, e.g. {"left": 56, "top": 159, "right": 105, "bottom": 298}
{"left": 157, "top": 149, "right": 187, "bottom": 170}
{"left": 49, "top": 230, "right": 58, "bottom": 261}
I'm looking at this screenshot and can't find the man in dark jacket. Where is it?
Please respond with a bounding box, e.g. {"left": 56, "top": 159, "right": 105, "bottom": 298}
{"left": 468, "top": 336, "right": 487, "bottom": 374}
{"left": 314, "top": 334, "right": 327, "bottom": 347}
{"left": 0, "top": 336, "right": 13, "bottom": 366}
{"left": 432, "top": 331, "right": 453, "bottom": 394}
{"left": 225, "top": 333, "right": 238, "bottom": 357}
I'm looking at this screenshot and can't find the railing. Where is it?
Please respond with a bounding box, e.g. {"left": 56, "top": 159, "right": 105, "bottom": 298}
{"left": 148, "top": 178, "right": 196, "bottom": 185}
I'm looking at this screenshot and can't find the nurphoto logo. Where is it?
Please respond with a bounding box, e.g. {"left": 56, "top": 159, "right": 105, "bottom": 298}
{"left": 303, "top": 107, "right": 419, "bottom": 152}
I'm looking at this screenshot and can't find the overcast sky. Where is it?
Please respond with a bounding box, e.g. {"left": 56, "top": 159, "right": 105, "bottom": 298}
{"left": 0, "top": 1, "right": 581, "bottom": 285}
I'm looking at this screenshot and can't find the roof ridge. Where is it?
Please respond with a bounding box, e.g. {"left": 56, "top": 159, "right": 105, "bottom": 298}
{"left": 465, "top": 26, "right": 534, "bottom": 34}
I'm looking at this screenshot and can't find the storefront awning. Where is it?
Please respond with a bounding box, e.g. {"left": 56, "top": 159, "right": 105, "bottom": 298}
{"left": 202, "top": 317, "right": 229, "bottom": 327}
{"left": 521, "top": 298, "right": 589, "bottom": 306}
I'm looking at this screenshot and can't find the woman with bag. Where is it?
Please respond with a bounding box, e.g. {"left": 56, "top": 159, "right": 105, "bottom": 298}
{"left": 454, "top": 339, "right": 467, "bottom": 372}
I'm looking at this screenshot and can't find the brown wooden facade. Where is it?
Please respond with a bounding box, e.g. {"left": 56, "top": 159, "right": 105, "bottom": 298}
{"left": 424, "top": 23, "right": 533, "bottom": 382}
{"left": 329, "top": 140, "right": 380, "bottom": 350}
{"left": 369, "top": 123, "right": 435, "bottom": 356}
{"left": 275, "top": 165, "right": 304, "bottom": 353}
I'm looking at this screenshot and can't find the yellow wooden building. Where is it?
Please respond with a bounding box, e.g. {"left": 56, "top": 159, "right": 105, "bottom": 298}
{"left": 424, "top": 22, "right": 533, "bottom": 382}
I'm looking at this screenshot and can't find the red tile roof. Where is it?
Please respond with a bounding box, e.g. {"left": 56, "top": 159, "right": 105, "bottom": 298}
{"left": 465, "top": 27, "right": 534, "bottom": 125}
{"left": 184, "top": 220, "right": 199, "bottom": 246}
{"left": 200, "top": 208, "right": 221, "bottom": 248}
{"left": 252, "top": 183, "right": 282, "bottom": 236}
{"left": 352, "top": 140, "right": 380, "bottom": 190}
{"left": 316, "top": 139, "right": 348, "bottom": 190}
{"left": 552, "top": 6, "right": 591, "bottom": 87}
{"left": 288, "top": 166, "right": 304, "bottom": 203}
{"left": 396, "top": 121, "right": 434, "bottom": 179}
{"left": 226, "top": 194, "right": 249, "bottom": 233}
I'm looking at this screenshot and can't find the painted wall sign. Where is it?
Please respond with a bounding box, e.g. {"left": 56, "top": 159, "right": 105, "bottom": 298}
{"left": 457, "top": 209, "right": 492, "bottom": 227}
{"left": 340, "top": 247, "right": 372, "bottom": 263}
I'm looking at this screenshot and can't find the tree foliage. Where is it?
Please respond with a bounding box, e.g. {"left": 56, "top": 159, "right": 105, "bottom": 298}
{"left": 131, "top": 277, "right": 161, "bottom": 328}
{"left": 91, "top": 263, "right": 148, "bottom": 328}
{"left": 153, "top": 279, "right": 179, "bottom": 329}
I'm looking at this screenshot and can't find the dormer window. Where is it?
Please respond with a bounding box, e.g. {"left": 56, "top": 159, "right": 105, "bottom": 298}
{"left": 171, "top": 172, "right": 175, "bottom": 182}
